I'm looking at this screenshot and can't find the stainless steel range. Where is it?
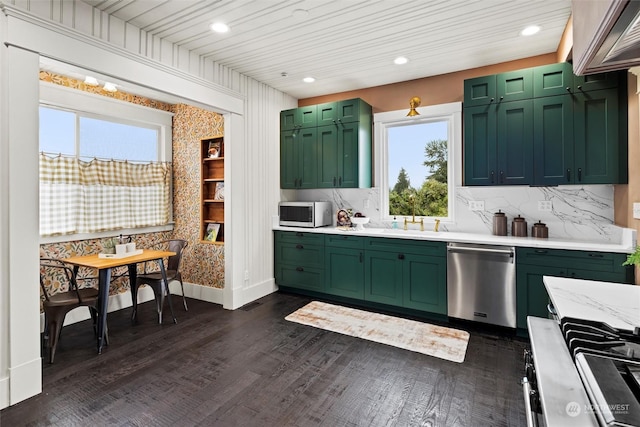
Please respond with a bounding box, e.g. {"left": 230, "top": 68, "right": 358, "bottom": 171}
{"left": 524, "top": 316, "right": 640, "bottom": 426}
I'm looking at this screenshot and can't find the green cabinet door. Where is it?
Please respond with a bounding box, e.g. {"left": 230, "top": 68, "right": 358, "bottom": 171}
{"left": 364, "top": 250, "right": 403, "bottom": 306}
{"left": 280, "top": 105, "right": 317, "bottom": 130}
{"left": 533, "top": 62, "right": 574, "bottom": 97}
{"left": 515, "top": 265, "right": 563, "bottom": 329}
{"left": 463, "top": 105, "right": 497, "bottom": 185}
{"left": 402, "top": 253, "right": 447, "bottom": 314}
{"left": 464, "top": 75, "right": 496, "bottom": 107}
{"left": 317, "top": 101, "right": 338, "bottom": 126}
{"left": 573, "top": 88, "right": 620, "bottom": 184}
{"left": 317, "top": 121, "right": 370, "bottom": 188}
{"left": 496, "top": 99, "right": 534, "bottom": 185}
{"left": 496, "top": 68, "right": 533, "bottom": 102}
{"left": 280, "top": 127, "right": 318, "bottom": 189}
{"left": 574, "top": 71, "right": 620, "bottom": 92}
{"left": 336, "top": 99, "right": 363, "bottom": 123}
{"left": 325, "top": 246, "right": 364, "bottom": 299}
{"left": 533, "top": 95, "right": 574, "bottom": 185}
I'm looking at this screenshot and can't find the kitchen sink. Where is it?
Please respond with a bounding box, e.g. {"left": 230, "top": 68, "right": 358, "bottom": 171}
{"left": 357, "top": 228, "right": 439, "bottom": 236}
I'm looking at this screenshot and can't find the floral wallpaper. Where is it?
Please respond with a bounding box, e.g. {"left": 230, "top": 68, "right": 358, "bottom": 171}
{"left": 172, "top": 103, "right": 225, "bottom": 288}
{"left": 39, "top": 72, "right": 225, "bottom": 302}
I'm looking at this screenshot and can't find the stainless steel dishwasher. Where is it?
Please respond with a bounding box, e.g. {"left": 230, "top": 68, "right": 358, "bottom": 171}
{"left": 447, "top": 242, "right": 516, "bottom": 328}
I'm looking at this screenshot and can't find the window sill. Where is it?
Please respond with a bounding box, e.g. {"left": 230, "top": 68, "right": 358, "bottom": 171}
{"left": 40, "top": 224, "right": 175, "bottom": 245}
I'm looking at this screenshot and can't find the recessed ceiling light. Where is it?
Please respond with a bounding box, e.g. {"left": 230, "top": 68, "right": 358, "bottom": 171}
{"left": 84, "top": 76, "right": 99, "bottom": 86}
{"left": 103, "top": 82, "right": 117, "bottom": 92}
{"left": 394, "top": 56, "right": 408, "bottom": 65}
{"left": 521, "top": 25, "right": 540, "bottom": 36}
{"left": 210, "top": 22, "right": 230, "bottom": 33}
{"left": 303, "top": 77, "right": 315, "bottom": 83}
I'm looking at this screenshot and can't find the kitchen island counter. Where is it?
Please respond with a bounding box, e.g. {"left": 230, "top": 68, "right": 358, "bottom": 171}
{"left": 544, "top": 276, "right": 640, "bottom": 331}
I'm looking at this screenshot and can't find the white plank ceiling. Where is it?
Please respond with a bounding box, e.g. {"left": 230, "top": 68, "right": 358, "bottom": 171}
{"left": 80, "top": 0, "right": 572, "bottom": 99}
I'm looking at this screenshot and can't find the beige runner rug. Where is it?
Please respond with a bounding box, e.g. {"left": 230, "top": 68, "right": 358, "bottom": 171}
{"left": 285, "top": 301, "right": 470, "bottom": 363}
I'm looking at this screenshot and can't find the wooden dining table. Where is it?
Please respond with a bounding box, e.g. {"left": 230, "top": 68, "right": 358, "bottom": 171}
{"left": 62, "top": 249, "right": 176, "bottom": 354}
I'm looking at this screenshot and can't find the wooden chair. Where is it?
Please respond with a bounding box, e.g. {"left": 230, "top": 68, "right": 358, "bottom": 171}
{"left": 132, "top": 239, "right": 188, "bottom": 324}
{"left": 39, "top": 258, "right": 100, "bottom": 363}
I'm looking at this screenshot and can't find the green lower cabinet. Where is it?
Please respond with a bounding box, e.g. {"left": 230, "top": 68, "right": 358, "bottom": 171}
{"left": 274, "top": 231, "right": 325, "bottom": 292}
{"left": 402, "top": 253, "right": 447, "bottom": 314}
{"left": 516, "top": 265, "right": 564, "bottom": 330}
{"left": 325, "top": 246, "right": 364, "bottom": 299}
{"left": 364, "top": 250, "right": 404, "bottom": 306}
{"left": 515, "top": 247, "right": 633, "bottom": 332}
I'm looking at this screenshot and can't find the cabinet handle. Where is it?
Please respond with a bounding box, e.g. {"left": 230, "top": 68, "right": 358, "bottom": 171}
{"left": 333, "top": 177, "right": 336, "bottom": 186}
{"left": 295, "top": 244, "right": 304, "bottom": 249}
{"left": 490, "top": 171, "right": 495, "bottom": 184}
{"left": 534, "top": 249, "right": 548, "bottom": 254}
{"left": 295, "top": 232, "right": 304, "bottom": 237}
{"left": 398, "top": 253, "right": 405, "bottom": 260}
{"left": 359, "top": 252, "right": 363, "bottom": 263}
{"left": 296, "top": 267, "right": 304, "bottom": 272}
{"left": 338, "top": 176, "right": 342, "bottom": 186}
{"left": 566, "top": 168, "right": 571, "bottom": 182}
{"left": 577, "top": 85, "right": 582, "bottom": 91}
{"left": 566, "top": 87, "right": 571, "bottom": 92}
{"left": 500, "top": 170, "right": 505, "bottom": 184}
{"left": 578, "top": 168, "right": 582, "bottom": 182}
{"left": 489, "top": 97, "right": 495, "bottom": 104}
{"left": 588, "top": 253, "right": 604, "bottom": 258}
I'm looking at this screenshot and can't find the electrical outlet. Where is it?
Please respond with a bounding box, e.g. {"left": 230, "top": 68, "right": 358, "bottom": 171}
{"left": 469, "top": 200, "right": 484, "bottom": 211}
{"left": 634, "top": 203, "right": 640, "bottom": 219}
{"left": 244, "top": 270, "right": 249, "bottom": 280}
{"left": 538, "top": 200, "right": 553, "bottom": 212}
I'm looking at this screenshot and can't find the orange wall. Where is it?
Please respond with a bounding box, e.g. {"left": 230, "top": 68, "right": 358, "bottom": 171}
{"left": 299, "top": 53, "right": 557, "bottom": 113}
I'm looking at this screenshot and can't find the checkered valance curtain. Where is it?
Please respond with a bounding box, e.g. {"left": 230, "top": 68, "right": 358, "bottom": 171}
{"left": 39, "top": 154, "right": 171, "bottom": 236}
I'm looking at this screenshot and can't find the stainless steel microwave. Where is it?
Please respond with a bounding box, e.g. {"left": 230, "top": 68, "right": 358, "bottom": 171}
{"left": 279, "top": 201, "right": 333, "bottom": 228}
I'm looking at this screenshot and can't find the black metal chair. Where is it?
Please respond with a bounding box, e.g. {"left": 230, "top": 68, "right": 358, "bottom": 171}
{"left": 131, "top": 239, "right": 188, "bottom": 324}
{"left": 39, "top": 258, "right": 100, "bottom": 363}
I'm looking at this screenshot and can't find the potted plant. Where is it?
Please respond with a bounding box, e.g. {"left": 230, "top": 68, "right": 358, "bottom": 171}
{"left": 623, "top": 246, "right": 640, "bottom": 266}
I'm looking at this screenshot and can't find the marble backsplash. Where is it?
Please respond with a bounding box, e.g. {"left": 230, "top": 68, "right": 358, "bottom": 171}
{"left": 292, "top": 184, "right": 626, "bottom": 244}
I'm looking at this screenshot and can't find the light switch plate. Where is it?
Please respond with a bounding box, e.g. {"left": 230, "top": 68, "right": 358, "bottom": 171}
{"left": 634, "top": 203, "right": 640, "bottom": 219}
{"left": 469, "top": 200, "right": 484, "bottom": 211}
{"left": 538, "top": 200, "right": 552, "bottom": 212}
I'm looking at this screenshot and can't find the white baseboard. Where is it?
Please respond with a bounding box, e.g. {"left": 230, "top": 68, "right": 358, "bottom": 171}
{"left": 8, "top": 357, "right": 42, "bottom": 406}
{"left": 0, "top": 375, "right": 9, "bottom": 410}
{"left": 238, "top": 278, "right": 277, "bottom": 308}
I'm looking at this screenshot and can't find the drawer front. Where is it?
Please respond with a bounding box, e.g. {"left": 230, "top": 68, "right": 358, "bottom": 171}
{"left": 275, "top": 230, "right": 325, "bottom": 246}
{"left": 277, "top": 264, "right": 324, "bottom": 291}
{"left": 516, "top": 247, "right": 623, "bottom": 272}
{"left": 365, "top": 237, "right": 446, "bottom": 257}
{"left": 276, "top": 242, "right": 324, "bottom": 268}
{"left": 325, "top": 234, "right": 365, "bottom": 249}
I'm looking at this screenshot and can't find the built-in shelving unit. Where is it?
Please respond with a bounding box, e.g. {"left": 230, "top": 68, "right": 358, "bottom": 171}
{"left": 201, "top": 135, "right": 224, "bottom": 244}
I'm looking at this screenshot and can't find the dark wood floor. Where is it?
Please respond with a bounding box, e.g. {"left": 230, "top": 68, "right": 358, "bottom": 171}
{"left": 0, "top": 292, "right": 528, "bottom": 426}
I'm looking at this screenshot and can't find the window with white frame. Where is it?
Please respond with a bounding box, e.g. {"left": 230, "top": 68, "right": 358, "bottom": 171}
{"left": 39, "top": 83, "right": 174, "bottom": 238}
{"left": 375, "top": 102, "right": 462, "bottom": 224}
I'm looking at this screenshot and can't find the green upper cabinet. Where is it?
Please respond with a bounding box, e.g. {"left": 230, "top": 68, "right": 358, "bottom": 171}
{"left": 281, "top": 98, "right": 372, "bottom": 189}
{"left": 573, "top": 88, "right": 622, "bottom": 184}
{"left": 464, "top": 63, "right": 627, "bottom": 186}
{"left": 280, "top": 105, "right": 317, "bottom": 130}
{"left": 464, "top": 69, "right": 533, "bottom": 107}
{"left": 463, "top": 75, "right": 497, "bottom": 107}
{"left": 497, "top": 68, "right": 534, "bottom": 102}
{"left": 464, "top": 99, "right": 533, "bottom": 186}
{"left": 280, "top": 127, "right": 318, "bottom": 189}
{"left": 533, "top": 94, "right": 574, "bottom": 185}
{"left": 316, "top": 98, "right": 364, "bottom": 126}
{"left": 533, "top": 62, "right": 574, "bottom": 97}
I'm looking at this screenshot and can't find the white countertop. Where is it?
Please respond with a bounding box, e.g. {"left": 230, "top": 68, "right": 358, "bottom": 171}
{"left": 273, "top": 225, "right": 636, "bottom": 253}
{"left": 543, "top": 276, "right": 640, "bottom": 332}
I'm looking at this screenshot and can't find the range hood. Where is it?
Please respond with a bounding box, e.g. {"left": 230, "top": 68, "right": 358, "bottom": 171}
{"left": 573, "top": 0, "right": 640, "bottom": 75}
